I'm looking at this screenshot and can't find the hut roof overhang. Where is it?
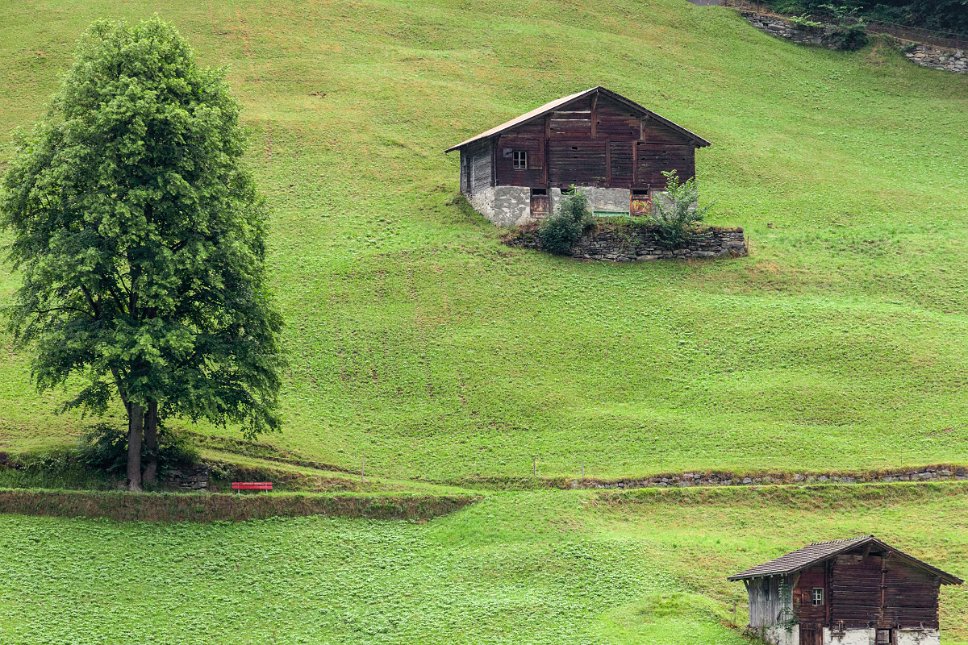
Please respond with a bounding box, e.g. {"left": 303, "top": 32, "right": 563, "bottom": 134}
{"left": 444, "top": 86, "right": 711, "bottom": 153}
{"left": 727, "top": 535, "right": 963, "bottom": 585}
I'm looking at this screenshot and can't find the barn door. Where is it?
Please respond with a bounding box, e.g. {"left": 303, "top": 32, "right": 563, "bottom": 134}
{"left": 530, "top": 189, "right": 550, "bottom": 219}
{"left": 800, "top": 624, "right": 823, "bottom": 645}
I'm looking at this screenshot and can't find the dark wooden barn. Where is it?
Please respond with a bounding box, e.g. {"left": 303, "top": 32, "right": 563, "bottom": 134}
{"left": 445, "top": 86, "right": 710, "bottom": 226}
{"left": 728, "top": 536, "right": 962, "bottom": 645}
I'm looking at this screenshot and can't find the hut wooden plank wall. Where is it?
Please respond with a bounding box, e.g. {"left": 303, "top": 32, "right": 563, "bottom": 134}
{"left": 729, "top": 536, "right": 962, "bottom": 645}
{"left": 446, "top": 86, "right": 710, "bottom": 227}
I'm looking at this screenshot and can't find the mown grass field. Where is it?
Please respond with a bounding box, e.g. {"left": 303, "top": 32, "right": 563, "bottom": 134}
{"left": 0, "top": 0, "right": 965, "bottom": 481}
{"left": 1, "top": 483, "right": 966, "bottom": 643}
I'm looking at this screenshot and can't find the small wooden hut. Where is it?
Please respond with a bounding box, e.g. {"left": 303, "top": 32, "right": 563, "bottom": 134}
{"left": 728, "top": 536, "right": 962, "bottom": 645}
{"left": 445, "top": 86, "right": 710, "bottom": 226}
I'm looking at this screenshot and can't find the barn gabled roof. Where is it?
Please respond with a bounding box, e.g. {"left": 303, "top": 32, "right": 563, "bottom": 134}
{"left": 727, "top": 535, "right": 963, "bottom": 585}
{"left": 444, "top": 86, "right": 711, "bottom": 153}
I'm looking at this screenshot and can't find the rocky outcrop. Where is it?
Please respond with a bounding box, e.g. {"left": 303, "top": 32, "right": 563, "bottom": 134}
{"left": 741, "top": 12, "right": 863, "bottom": 50}
{"left": 903, "top": 44, "right": 967, "bottom": 73}
{"left": 505, "top": 222, "right": 748, "bottom": 262}
{"left": 740, "top": 9, "right": 967, "bottom": 73}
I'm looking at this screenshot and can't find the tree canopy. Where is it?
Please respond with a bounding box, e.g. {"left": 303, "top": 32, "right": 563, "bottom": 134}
{"left": 0, "top": 17, "right": 284, "bottom": 490}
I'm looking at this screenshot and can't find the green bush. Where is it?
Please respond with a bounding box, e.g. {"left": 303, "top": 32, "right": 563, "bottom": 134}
{"left": 828, "top": 23, "right": 869, "bottom": 50}
{"left": 648, "top": 170, "right": 711, "bottom": 250}
{"left": 790, "top": 14, "right": 824, "bottom": 29}
{"left": 538, "top": 189, "right": 593, "bottom": 255}
{"left": 78, "top": 424, "right": 199, "bottom": 478}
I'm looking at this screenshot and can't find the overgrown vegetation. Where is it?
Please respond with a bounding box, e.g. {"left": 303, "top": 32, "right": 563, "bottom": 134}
{"left": 537, "top": 189, "right": 594, "bottom": 254}
{"left": 760, "top": 0, "right": 968, "bottom": 36}
{"left": 0, "top": 426, "right": 200, "bottom": 490}
{"left": 648, "top": 170, "right": 710, "bottom": 249}
{"left": 790, "top": 14, "right": 825, "bottom": 29}
{"left": 826, "top": 22, "right": 869, "bottom": 50}
{"left": 78, "top": 424, "right": 199, "bottom": 482}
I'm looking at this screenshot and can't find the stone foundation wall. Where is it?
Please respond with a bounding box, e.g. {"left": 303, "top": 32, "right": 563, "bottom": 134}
{"left": 466, "top": 185, "right": 669, "bottom": 227}
{"left": 467, "top": 186, "right": 532, "bottom": 227}
{"left": 904, "top": 44, "right": 967, "bottom": 73}
{"left": 896, "top": 629, "right": 940, "bottom": 645}
{"left": 506, "top": 222, "right": 748, "bottom": 261}
{"left": 754, "top": 624, "right": 797, "bottom": 645}
{"left": 825, "top": 628, "right": 940, "bottom": 645}
{"left": 550, "top": 186, "right": 632, "bottom": 215}
{"left": 750, "top": 623, "right": 940, "bottom": 645}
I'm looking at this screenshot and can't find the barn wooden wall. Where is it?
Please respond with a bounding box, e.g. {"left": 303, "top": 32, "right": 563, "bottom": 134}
{"left": 491, "top": 94, "right": 697, "bottom": 191}
{"left": 748, "top": 575, "right": 793, "bottom": 627}
{"left": 462, "top": 140, "right": 494, "bottom": 194}
{"left": 830, "top": 554, "right": 940, "bottom": 629}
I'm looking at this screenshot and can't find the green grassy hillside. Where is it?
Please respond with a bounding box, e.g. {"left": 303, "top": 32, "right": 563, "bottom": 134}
{"left": 2, "top": 483, "right": 966, "bottom": 643}
{"left": 1, "top": 0, "right": 966, "bottom": 481}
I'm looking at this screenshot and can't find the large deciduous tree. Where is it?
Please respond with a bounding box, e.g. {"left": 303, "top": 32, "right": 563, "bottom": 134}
{"left": 0, "top": 18, "right": 284, "bottom": 491}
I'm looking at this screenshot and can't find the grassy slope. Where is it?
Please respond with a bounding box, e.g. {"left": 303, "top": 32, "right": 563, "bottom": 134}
{"left": 1, "top": 0, "right": 966, "bottom": 481}
{"left": 1, "top": 483, "right": 965, "bottom": 643}
{"left": 1, "top": 3, "right": 966, "bottom": 641}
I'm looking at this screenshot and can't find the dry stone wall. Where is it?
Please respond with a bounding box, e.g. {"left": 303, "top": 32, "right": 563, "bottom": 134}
{"left": 741, "top": 10, "right": 967, "bottom": 74}
{"left": 576, "top": 465, "right": 968, "bottom": 490}
{"left": 455, "top": 465, "right": 968, "bottom": 491}
{"left": 163, "top": 465, "right": 211, "bottom": 491}
{"left": 741, "top": 12, "right": 845, "bottom": 48}
{"left": 904, "top": 44, "right": 967, "bottom": 73}
{"left": 506, "top": 222, "right": 748, "bottom": 261}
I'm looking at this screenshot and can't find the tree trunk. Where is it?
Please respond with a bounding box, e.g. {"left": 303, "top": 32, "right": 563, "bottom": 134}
{"left": 142, "top": 401, "right": 159, "bottom": 486}
{"left": 127, "top": 403, "right": 144, "bottom": 492}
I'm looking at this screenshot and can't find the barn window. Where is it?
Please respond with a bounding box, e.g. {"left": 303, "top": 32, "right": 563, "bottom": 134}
{"left": 811, "top": 588, "right": 824, "bottom": 606}
{"left": 876, "top": 629, "right": 892, "bottom": 644}
{"left": 512, "top": 150, "right": 528, "bottom": 170}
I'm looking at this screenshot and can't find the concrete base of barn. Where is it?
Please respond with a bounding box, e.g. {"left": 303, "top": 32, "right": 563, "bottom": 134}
{"left": 468, "top": 186, "right": 636, "bottom": 228}
{"left": 753, "top": 625, "right": 940, "bottom": 645}
{"left": 504, "top": 221, "right": 748, "bottom": 262}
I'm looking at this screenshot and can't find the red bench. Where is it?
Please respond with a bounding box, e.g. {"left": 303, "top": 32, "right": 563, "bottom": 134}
{"left": 231, "top": 481, "right": 273, "bottom": 492}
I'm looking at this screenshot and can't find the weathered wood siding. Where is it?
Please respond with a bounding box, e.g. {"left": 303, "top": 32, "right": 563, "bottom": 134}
{"left": 491, "top": 93, "right": 698, "bottom": 190}
{"left": 831, "top": 553, "right": 884, "bottom": 626}
{"left": 885, "top": 560, "right": 941, "bottom": 627}
{"left": 794, "top": 565, "right": 827, "bottom": 625}
{"left": 830, "top": 553, "right": 941, "bottom": 629}
{"left": 462, "top": 140, "right": 494, "bottom": 194}
{"left": 495, "top": 134, "right": 544, "bottom": 187}
{"left": 748, "top": 576, "right": 793, "bottom": 627}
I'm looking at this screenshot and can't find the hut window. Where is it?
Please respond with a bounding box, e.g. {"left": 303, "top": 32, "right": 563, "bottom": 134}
{"left": 876, "top": 630, "right": 892, "bottom": 644}
{"left": 811, "top": 588, "right": 824, "bottom": 606}
{"left": 513, "top": 150, "right": 528, "bottom": 170}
